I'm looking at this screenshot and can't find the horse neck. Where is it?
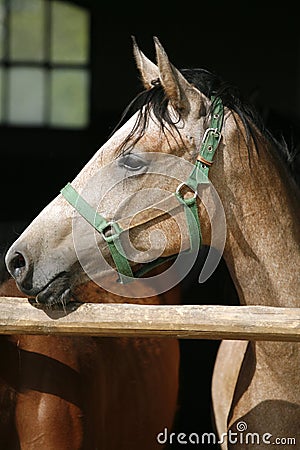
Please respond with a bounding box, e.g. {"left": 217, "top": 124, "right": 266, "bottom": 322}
{"left": 218, "top": 117, "right": 300, "bottom": 309}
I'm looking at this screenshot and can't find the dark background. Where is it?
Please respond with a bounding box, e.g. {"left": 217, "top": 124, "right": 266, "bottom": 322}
{"left": 1, "top": 1, "right": 299, "bottom": 449}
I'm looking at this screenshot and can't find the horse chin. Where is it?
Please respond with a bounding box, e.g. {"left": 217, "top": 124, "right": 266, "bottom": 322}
{"left": 30, "top": 272, "right": 77, "bottom": 311}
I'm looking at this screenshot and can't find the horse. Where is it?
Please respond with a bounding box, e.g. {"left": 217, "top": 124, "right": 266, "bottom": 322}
{"left": 5, "top": 36, "right": 300, "bottom": 449}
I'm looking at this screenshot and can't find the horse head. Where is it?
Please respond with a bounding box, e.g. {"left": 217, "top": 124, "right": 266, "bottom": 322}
{"left": 5, "top": 37, "right": 231, "bottom": 308}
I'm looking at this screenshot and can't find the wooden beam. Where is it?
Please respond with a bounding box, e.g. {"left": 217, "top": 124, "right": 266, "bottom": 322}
{"left": 0, "top": 297, "right": 299, "bottom": 341}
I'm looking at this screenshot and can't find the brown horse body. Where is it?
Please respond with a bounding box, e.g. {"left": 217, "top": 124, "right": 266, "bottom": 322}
{"left": 0, "top": 278, "right": 180, "bottom": 449}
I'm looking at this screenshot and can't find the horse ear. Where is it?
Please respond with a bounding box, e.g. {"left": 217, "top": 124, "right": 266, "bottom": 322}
{"left": 153, "top": 36, "right": 204, "bottom": 115}
{"left": 132, "top": 36, "right": 160, "bottom": 90}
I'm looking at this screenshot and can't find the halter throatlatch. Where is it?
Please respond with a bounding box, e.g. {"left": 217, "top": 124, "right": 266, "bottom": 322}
{"left": 60, "top": 97, "right": 224, "bottom": 283}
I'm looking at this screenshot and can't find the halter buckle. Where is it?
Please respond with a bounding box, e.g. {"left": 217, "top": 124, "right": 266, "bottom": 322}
{"left": 202, "top": 127, "right": 222, "bottom": 146}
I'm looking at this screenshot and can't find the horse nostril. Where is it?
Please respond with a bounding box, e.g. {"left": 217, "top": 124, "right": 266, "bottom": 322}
{"left": 8, "top": 252, "right": 26, "bottom": 278}
{"left": 5, "top": 248, "right": 34, "bottom": 293}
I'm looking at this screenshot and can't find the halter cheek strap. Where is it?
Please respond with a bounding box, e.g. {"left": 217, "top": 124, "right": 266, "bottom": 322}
{"left": 187, "top": 96, "right": 224, "bottom": 188}
{"left": 60, "top": 97, "right": 224, "bottom": 284}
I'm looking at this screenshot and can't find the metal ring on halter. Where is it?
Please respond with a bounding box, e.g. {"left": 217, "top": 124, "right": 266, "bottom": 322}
{"left": 100, "top": 221, "right": 122, "bottom": 243}
{"left": 175, "top": 182, "right": 197, "bottom": 200}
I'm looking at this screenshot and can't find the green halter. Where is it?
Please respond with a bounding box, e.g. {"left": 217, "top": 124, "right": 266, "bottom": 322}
{"left": 60, "top": 97, "right": 224, "bottom": 283}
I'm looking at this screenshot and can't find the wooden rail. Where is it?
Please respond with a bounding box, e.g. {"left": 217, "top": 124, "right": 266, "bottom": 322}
{"left": 0, "top": 297, "right": 299, "bottom": 341}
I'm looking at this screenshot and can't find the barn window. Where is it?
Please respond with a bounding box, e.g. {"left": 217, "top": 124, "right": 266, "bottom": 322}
{"left": 0, "top": 0, "right": 90, "bottom": 128}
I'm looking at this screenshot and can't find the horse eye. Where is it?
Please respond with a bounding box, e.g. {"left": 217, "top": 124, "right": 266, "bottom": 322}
{"left": 118, "top": 154, "right": 147, "bottom": 172}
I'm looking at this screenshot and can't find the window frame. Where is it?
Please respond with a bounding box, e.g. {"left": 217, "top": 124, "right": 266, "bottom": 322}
{"left": 0, "top": 0, "right": 91, "bottom": 128}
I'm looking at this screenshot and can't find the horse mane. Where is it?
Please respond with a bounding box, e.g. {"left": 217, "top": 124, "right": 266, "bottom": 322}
{"left": 113, "top": 67, "right": 299, "bottom": 187}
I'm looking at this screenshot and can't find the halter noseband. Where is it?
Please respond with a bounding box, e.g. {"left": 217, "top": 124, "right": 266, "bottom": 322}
{"left": 60, "top": 97, "right": 224, "bottom": 283}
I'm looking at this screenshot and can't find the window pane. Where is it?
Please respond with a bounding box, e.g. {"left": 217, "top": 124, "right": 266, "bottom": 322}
{"left": 8, "top": 68, "right": 45, "bottom": 124}
{"left": 0, "top": 0, "right": 5, "bottom": 60}
{"left": 9, "top": 0, "right": 44, "bottom": 61}
{"left": 50, "top": 69, "right": 89, "bottom": 128}
{"left": 51, "top": 1, "right": 89, "bottom": 63}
